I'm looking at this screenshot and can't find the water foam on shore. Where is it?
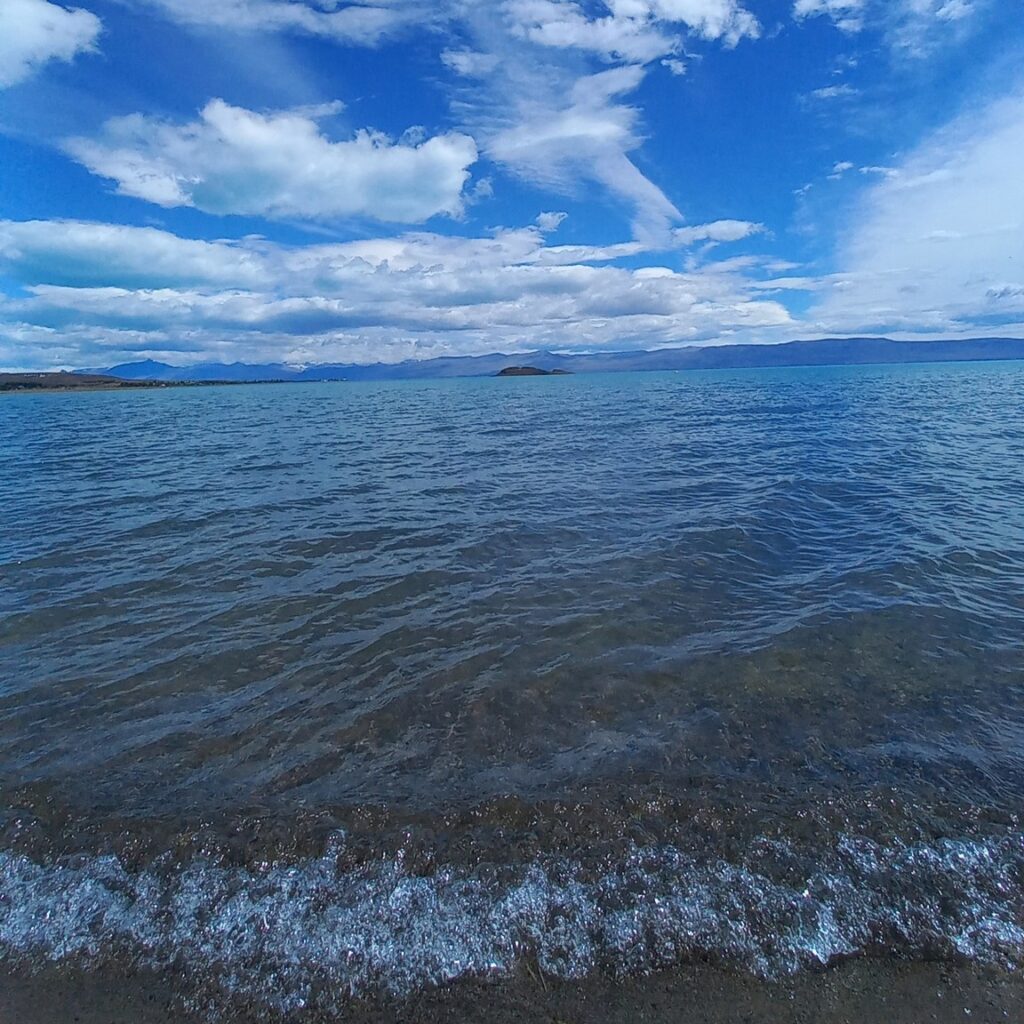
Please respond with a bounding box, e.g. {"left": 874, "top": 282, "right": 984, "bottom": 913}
{"left": 2, "top": 832, "right": 1022, "bottom": 1017}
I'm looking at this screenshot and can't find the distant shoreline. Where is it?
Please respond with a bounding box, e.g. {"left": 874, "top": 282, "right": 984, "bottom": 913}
{"left": 43, "top": 336, "right": 1024, "bottom": 385}
{"left": 0, "top": 373, "right": 320, "bottom": 394}
{"left": 7, "top": 340, "right": 1024, "bottom": 391}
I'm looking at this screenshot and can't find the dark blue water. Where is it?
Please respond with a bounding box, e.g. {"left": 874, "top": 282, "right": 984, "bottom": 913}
{"left": 1, "top": 362, "right": 1023, "bottom": 1015}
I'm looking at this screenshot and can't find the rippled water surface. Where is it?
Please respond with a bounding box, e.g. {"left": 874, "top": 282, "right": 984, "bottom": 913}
{"left": 1, "top": 362, "right": 1023, "bottom": 1015}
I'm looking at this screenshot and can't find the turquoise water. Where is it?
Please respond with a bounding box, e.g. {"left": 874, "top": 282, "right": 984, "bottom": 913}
{"left": 1, "top": 361, "right": 1023, "bottom": 1014}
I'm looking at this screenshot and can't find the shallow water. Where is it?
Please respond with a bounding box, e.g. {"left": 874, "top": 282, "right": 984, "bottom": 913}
{"left": 1, "top": 362, "right": 1023, "bottom": 1015}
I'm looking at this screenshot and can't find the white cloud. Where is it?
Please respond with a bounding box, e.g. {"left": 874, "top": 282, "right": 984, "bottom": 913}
{"left": 793, "top": 0, "right": 984, "bottom": 53}
{"left": 504, "top": 0, "right": 676, "bottom": 62}
{"left": 935, "top": 0, "right": 973, "bottom": 20}
{"left": 794, "top": 0, "right": 855, "bottom": 12}
{"left": 131, "top": 0, "right": 432, "bottom": 45}
{"left": 536, "top": 211, "right": 568, "bottom": 231}
{"left": 448, "top": 13, "right": 689, "bottom": 243}
{"left": 502, "top": 0, "right": 758, "bottom": 62}
{"left": 673, "top": 219, "right": 763, "bottom": 244}
{"left": 794, "top": 0, "right": 865, "bottom": 32}
{"left": 487, "top": 64, "right": 643, "bottom": 166}
{"left": 606, "top": 0, "right": 760, "bottom": 46}
{"left": 808, "top": 83, "right": 859, "bottom": 100}
{"left": 859, "top": 164, "right": 898, "bottom": 178}
{"left": 64, "top": 100, "right": 478, "bottom": 223}
{"left": 0, "top": 0, "right": 101, "bottom": 88}
{"left": 888, "top": 0, "right": 980, "bottom": 53}
{"left": 827, "top": 160, "right": 854, "bottom": 179}
{"left": 440, "top": 2, "right": 761, "bottom": 244}
{"left": 0, "top": 220, "right": 270, "bottom": 288}
{"left": 132, "top": 0, "right": 760, "bottom": 53}
{"left": 537, "top": 241, "right": 644, "bottom": 264}
{"left": 441, "top": 48, "right": 501, "bottom": 76}
{"left": 807, "top": 86, "right": 1024, "bottom": 334}
{"left": 475, "top": 61, "right": 685, "bottom": 243}
{"left": 0, "top": 216, "right": 790, "bottom": 368}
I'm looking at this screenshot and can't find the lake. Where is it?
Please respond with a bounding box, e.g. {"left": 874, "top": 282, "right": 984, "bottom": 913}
{"left": 1, "top": 361, "right": 1023, "bottom": 1017}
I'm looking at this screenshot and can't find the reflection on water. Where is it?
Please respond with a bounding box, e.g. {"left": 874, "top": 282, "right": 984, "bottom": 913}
{"left": 1, "top": 361, "right": 1023, "bottom": 1012}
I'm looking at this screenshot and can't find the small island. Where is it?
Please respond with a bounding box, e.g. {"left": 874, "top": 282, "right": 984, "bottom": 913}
{"left": 496, "top": 366, "right": 572, "bottom": 377}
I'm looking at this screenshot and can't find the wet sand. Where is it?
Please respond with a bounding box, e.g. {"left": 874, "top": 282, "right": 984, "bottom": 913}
{"left": 2, "top": 960, "right": 1020, "bottom": 1024}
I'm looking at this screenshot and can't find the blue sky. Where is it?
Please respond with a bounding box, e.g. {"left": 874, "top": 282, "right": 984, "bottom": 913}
{"left": 0, "top": 0, "right": 1022, "bottom": 369}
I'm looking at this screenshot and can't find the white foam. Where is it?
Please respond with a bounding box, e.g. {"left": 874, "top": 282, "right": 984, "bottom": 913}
{"left": 1, "top": 833, "right": 1022, "bottom": 1017}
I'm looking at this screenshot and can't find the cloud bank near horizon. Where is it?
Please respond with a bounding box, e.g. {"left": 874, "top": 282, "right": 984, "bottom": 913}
{"left": 0, "top": 215, "right": 793, "bottom": 369}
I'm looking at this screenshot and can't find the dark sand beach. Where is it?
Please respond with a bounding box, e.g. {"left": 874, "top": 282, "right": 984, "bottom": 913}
{"left": 2, "top": 961, "right": 1021, "bottom": 1024}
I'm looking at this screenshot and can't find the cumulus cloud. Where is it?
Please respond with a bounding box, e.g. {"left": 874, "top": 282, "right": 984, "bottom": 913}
{"left": 0, "top": 0, "right": 101, "bottom": 88}
{"left": 64, "top": 100, "right": 478, "bottom": 223}
{"left": 806, "top": 86, "right": 1024, "bottom": 334}
{"left": 0, "top": 216, "right": 790, "bottom": 368}
{"left": 536, "top": 211, "right": 568, "bottom": 231}
{"left": 503, "top": 0, "right": 758, "bottom": 62}
{"left": 504, "top": 0, "right": 676, "bottom": 62}
{"left": 630, "top": 0, "right": 760, "bottom": 44}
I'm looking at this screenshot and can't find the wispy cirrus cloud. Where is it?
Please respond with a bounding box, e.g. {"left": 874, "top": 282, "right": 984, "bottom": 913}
{"left": 440, "top": 3, "right": 759, "bottom": 246}
{"left": 806, "top": 82, "right": 859, "bottom": 100}
{"left": 793, "top": 0, "right": 985, "bottom": 54}
{"left": 804, "top": 85, "right": 1024, "bottom": 334}
{"left": 793, "top": 0, "right": 866, "bottom": 33}
{"left": 129, "top": 0, "right": 437, "bottom": 45}
{"left": 480, "top": 63, "right": 687, "bottom": 243}
{"left": 0, "top": 0, "right": 101, "bottom": 88}
{"left": 459, "top": 1, "right": 760, "bottom": 241}
{"left": 133, "top": 0, "right": 760, "bottom": 54}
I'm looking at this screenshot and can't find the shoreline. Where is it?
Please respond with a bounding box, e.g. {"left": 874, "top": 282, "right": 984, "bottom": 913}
{"left": 1, "top": 958, "right": 1020, "bottom": 1023}
{"left": 0, "top": 376, "right": 316, "bottom": 395}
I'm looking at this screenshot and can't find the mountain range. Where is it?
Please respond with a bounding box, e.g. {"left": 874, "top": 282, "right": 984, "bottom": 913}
{"left": 86, "top": 337, "right": 1024, "bottom": 382}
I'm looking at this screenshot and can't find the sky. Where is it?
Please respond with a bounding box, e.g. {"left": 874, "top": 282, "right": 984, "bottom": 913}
{"left": 0, "top": 0, "right": 1022, "bottom": 369}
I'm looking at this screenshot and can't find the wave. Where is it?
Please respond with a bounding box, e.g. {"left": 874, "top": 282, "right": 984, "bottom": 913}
{"left": 2, "top": 831, "right": 1023, "bottom": 1018}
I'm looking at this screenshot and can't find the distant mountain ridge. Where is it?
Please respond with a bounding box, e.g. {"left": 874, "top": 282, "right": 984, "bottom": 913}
{"left": 86, "top": 337, "right": 1024, "bottom": 382}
